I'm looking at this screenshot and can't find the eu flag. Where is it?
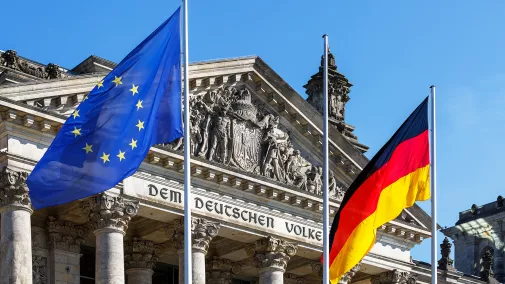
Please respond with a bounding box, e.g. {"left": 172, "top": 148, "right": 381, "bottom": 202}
{"left": 27, "top": 8, "right": 182, "bottom": 209}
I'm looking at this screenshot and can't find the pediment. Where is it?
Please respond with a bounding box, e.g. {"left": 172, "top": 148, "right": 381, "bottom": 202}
{"left": 0, "top": 55, "right": 433, "bottom": 242}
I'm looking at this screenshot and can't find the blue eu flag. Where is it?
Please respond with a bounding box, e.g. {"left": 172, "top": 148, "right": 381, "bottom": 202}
{"left": 27, "top": 8, "right": 182, "bottom": 209}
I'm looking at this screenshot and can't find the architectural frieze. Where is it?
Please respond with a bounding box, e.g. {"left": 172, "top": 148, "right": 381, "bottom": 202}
{"left": 47, "top": 216, "right": 89, "bottom": 253}
{"left": 124, "top": 237, "right": 162, "bottom": 270}
{"left": 80, "top": 193, "right": 139, "bottom": 232}
{"left": 0, "top": 167, "right": 31, "bottom": 210}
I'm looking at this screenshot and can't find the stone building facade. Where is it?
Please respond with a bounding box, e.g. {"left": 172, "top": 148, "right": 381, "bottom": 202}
{"left": 0, "top": 49, "right": 484, "bottom": 284}
{"left": 443, "top": 197, "right": 505, "bottom": 284}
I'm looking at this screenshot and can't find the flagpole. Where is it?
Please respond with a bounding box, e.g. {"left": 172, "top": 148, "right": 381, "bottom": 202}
{"left": 429, "top": 85, "right": 437, "bottom": 284}
{"left": 182, "top": 0, "right": 192, "bottom": 284}
{"left": 322, "top": 34, "right": 330, "bottom": 284}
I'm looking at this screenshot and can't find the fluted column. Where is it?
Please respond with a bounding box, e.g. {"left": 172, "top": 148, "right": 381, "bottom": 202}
{"left": 47, "top": 216, "right": 89, "bottom": 284}
{"left": 166, "top": 218, "right": 220, "bottom": 284}
{"left": 81, "top": 193, "right": 139, "bottom": 284}
{"left": 249, "top": 236, "right": 298, "bottom": 284}
{"left": 124, "top": 238, "right": 161, "bottom": 284}
{"left": 206, "top": 257, "right": 241, "bottom": 284}
{"left": 0, "top": 168, "right": 33, "bottom": 284}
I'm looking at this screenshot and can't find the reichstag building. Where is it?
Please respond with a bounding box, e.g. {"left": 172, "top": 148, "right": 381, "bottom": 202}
{"left": 0, "top": 49, "right": 492, "bottom": 284}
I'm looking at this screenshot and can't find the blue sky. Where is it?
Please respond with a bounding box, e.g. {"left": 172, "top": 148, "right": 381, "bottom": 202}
{"left": 3, "top": 0, "right": 505, "bottom": 264}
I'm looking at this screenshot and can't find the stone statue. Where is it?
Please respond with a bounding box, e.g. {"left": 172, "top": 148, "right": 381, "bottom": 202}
{"left": 208, "top": 107, "right": 231, "bottom": 163}
{"left": 261, "top": 117, "right": 289, "bottom": 182}
{"left": 285, "top": 150, "right": 310, "bottom": 188}
{"left": 481, "top": 247, "right": 495, "bottom": 282}
{"left": 305, "top": 166, "right": 322, "bottom": 195}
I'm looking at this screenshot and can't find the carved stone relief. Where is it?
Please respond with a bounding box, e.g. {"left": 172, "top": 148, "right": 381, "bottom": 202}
{"left": 248, "top": 236, "right": 298, "bottom": 272}
{"left": 163, "top": 86, "right": 346, "bottom": 199}
{"left": 0, "top": 50, "right": 66, "bottom": 79}
{"left": 47, "top": 216, "right": 89, "bottom": 253}
{"left": 80, "top": 193, "right": 139, "bottom": 232}
{"left": 32, "top": 255, "right": 48, "bottom": 284}
{"left": 0, "top": 167, "right": 31, "bottom": 210}
{"left": 371, "top": 270, "right": 417, "bottom": 284}
{"left": 165, "top": 217, "right": 220, "bottom": 253}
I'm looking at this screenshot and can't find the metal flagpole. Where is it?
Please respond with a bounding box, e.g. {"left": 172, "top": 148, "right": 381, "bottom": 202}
{"left": 322, "top": 34, "right": 330, "bottom": 284}
{"left": 429, "top": 85, "right": 437, "bottom": 284}
{"left": 183, "top": 0, "right": 192, "bottom": 284}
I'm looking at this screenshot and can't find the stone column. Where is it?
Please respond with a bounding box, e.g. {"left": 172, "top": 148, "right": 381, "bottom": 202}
{"left": 124, "top": 237, "right": 162, "bottom": 284}
{"left": 81, "top": 193, "right": 139, "bottom": 284}
{"left": 371, "top": 270, "right": 417, "bottom": 284}
{"left": 249, "top": 236, "right": 298, "bottom": 284}
{"left": 206, "top": 257, "right": 241, "bottom": 284}
{"left": 166, "top": 218, "right": 220, "bottom": 284}
{"left": 47, "top": 216, "right": 90, "bottom": 284}
{"left": 0, "top": 168, "right": 33, "bottom": 284}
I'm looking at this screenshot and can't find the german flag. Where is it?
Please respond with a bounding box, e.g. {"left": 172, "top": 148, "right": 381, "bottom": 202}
{"left": 327, "top": 97, "right": 431, "bottom": 283}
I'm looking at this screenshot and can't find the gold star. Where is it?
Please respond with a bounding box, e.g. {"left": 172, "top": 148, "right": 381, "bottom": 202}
{"left": 136, "top": 99, "right": 143, "bottom": 110}
{"left": 130, "top": 84, "right": 139, "bottom": 96}
{"left": 117, "top": 150, "right": 126, "bottom": 161}
{"left": 83, "top": 143, "right": 93, "bottom": 154}
{"left": 112, "top": 76, "right": 123, "bottom": 87}
{"left": 100, "top": 152, "right": 110, "bottom": 163}
{"left": 72, "top": 110, "right": 80, "bottom": 119}
{"left": 129, "top": 138, "right": 138, "bottom": 150}
{"left": 83, "top": 95, "right": 88, "bottom": 101}
{"left": 71, "top": 127, "right": 82, "bottom": 137}
{"left": 97, "top": 80, "right": 104, "bottom": 89}
{"left": 136, "top": 120, "right": 145, "bottom": 131}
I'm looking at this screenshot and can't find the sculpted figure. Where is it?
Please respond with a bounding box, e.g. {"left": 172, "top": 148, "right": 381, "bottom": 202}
{"left": 208, "top": 107, "right": 231, "bottom": 163}
{"left": 261, "top": 118, "right": 289, "bottom": 182}
{"left": 305, "top": 166, "right": 322, "bottom": 195}
{"left": 285, "top": 150, "right": 310, "bottom": 187}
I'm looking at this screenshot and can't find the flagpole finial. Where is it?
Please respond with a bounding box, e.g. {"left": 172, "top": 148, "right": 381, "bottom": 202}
{"left": 322, "top": 34, "right": 328, "bottom": 38}
{"left": 430, "top": 85, "right": 436, "bottom": 89}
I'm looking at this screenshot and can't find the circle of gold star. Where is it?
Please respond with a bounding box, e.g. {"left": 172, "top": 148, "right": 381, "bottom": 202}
{"left": 71, "top": 127, "right": 82, "bottom": 137}
{"left": 129, "top": 138, "right": 138, "bottom": 150}
{"left": 136, "top": 99, "right": 143, "bottom": 110}
{"left": 130, "top": 84, "right": 139, "bottom": 96}
{"left": 97, "top": 80, "right": 104, "bottom": 89}
{"left": 72, "top": 110, "right": 80, "bottom": 119}
{"left": 100, "top": 152, "right": 110, "bottom": 163}
{"left": 83, "top": 143, "right": 93, "bottom": 154}
{"left": 117, "top": 150, "right": 126, "bottom": 161}
{"left": 136, "top": 120, "right": 145, "bottom": 131}
{"left": 112, "top": 76, "right": 123, "bottom": 87}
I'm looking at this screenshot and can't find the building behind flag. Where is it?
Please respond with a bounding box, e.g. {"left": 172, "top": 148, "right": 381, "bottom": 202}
{"left": 0, "top": 46, "right": 481, "bottom": 284}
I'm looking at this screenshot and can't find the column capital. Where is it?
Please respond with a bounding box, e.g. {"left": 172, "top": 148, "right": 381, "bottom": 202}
{"left": 47, "top": 216, "right": 89, "bottom": 253}
{"left": 0, "top": 167, "right": 31, "bottom": 212}
{"left": 81, "top": 193, "right": 139, "bottom": 233}
{"left": 166, "top": 217, "right": 220, "bottom": 253}
{"left": 371, "top": 270, "right": 417, "bottom": 284}
{"left": 206, "top": 257, "right": 241, "bottom": 284}
{"left": 124, "top": 237, "right": 162, "bottom": 270}
{"left": 249, "top": 236, "right": 298, "bottom": 272}
{"left": 311, "top": 262, "right": 361, "bottom": 284}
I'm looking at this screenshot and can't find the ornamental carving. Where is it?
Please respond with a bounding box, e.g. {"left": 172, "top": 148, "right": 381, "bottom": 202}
{"left": 0, "top": 50, "right": 66, "bottom": 79}
{"left": 166, "top": 218, "right": 220, "bottom": 253}
{"left": 32, "top": 255, "right": 48, "bottom": 284}
{"left": 81, "top": 193, "right": 139, "bottom": 232}
{"left": 47, "top": 216, "right": 89, "bottom": 253}
{"left": 164, "top": 86, "right": 346, "bottom": 198}
{"left": 124, "top": 237, "right": 162, "bottom": 270}
{"left": 438, "top": 237, "right": 455, "bottom": 271}
{"left": 371, "top": 270, "right": 417, "bottom": 284}
{"left": 285, "top": 273, "right": 307, "bottom": 284}
{"left": 206, "top": 257, "right": 241, "bottom": 284}
{"left": 249, "top": 236, "right": 298, "bottom": 271}
{"left": 310, "top": 261, "right": 361, "bottom": 284}
{"left": 0, "top": 167, "right": 31, "bottom": 209}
